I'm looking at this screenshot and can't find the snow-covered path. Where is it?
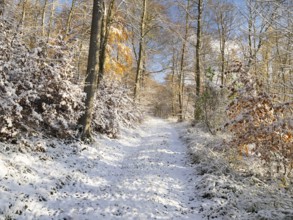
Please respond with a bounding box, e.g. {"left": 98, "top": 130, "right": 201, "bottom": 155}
{"left": 0, "top": 117, "right": 202, "bottom": 219}
{"left": 92, "top": 117, "right": 202, "bottom": 219}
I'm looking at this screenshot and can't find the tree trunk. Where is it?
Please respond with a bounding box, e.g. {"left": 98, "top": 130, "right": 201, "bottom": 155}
{"left": 140, "top": 50, "right": 146, "bottom": 89}
{"left": 79, "top": 0, "right": 102, "bottom": 140}
{"left": 41, "top": 0, "right": 48, "bottom": 36}
{"left": 219, "top": 13, "right": 226, "bottom": 86}
{"left": 171, "top": 51, "right": 176, "bottom": 117}
{"left": 20, "top": 0, "right": 28, "bottom": 28}
{"left": 195, "top": 0, "right": 202, "bottom": 97}
{"left": 47, "top": 0, "right": 55, "bottom": 42}
{"left": 134, "top": 0, "right": 147, "bottom": 101}
{"left": 65, "top": 0, "right": 76, "bottom": 38}
{"left": 194, "top": 0, "right": 203, "bottom": 120}
{"left": 97, "top": 0, "right": 115, "bottom": 85}
{"left": 248, "top": 1, "right": 253, "bottom": 67}
{"left": 178, "top": 0, "right": 190, "bottom": 122}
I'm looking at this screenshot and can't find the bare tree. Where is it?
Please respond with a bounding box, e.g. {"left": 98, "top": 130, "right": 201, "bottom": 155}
{"left": 195, "top": 0, "right": 203, "bottom": 96}
{"left": 47, "top": 0, "right": 55, "bottom": 41}
{"left": 65, "top": 0, "right": 76, "bottom": 38}
{"left": 208, "top": 0, "right": 236, "bottom": 86}
{"left": 177, "top": 0, "right": 191, "bottom": 121}
{"left": 243, "top": 0, "right": 278, "bottom": 69}
{"left": 194, "top": 0, "right": 203, "bottom": 120}
{"left": 98, "top": 0, "right": 115, "bottom": 84}
{"left": 41, "top": 0, "right": 48, "bottom": 36}
{"left": 134, "top": 0, "right": 147, "bottom": 101}
{"left": 79, "top": 0, "right": 102, "bottom": 140}
{"left": 20, "top": 0, "right": 28, "bottom": 28}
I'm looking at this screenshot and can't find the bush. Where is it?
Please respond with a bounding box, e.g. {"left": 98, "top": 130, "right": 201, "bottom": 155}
{"left": 0, "top": 19, "right": 84, "bottom": 141}
{"left": 225, "top": 61, "right": 293, "bottom": 178}
{"left": 194, "top": 82, "right": 226, "bottom": 133}
{"left": 92, "top": 77, "right": 142, "bottom": 138}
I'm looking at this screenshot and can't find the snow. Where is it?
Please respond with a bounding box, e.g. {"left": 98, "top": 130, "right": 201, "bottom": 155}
{"left": 2, "top": 117, "right": 292, "bottom": 219}
{"left": 0, "top": 117, "right": 202, "bottom": 219}
{"left": 182, "top": 124, "right": 293, "bottom": 220}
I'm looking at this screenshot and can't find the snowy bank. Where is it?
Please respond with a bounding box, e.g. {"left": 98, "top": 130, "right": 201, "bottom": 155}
{"left": 181, "top": 124, "right": 293, "bottom": 220}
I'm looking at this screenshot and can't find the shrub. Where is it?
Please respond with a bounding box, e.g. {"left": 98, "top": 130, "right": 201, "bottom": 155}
{"left": 92, "top": 77, "right": 142, "bottom": 138}
{"left": 225, "top": 61, "right": 293, "bottom": 178}
{"left": 0, "top": 19, "right": 84, "bottom": 141}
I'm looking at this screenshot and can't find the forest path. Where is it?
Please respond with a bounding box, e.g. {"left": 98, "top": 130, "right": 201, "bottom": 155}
{"left": 0, "top": 117, "right": 203, "bottom": 219}
{"left": 92, "top": 117, "right": 202, "bottom": 219}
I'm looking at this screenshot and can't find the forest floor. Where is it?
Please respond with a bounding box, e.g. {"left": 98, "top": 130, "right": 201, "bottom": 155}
{"left": 0, "top": 117, "right": 203, "bottom": 219}
{"left": 1, "top": 117, "right": 293, "bottom": 220}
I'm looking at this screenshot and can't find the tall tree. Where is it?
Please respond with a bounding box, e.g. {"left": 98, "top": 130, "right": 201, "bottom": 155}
{"left": 134, "top": 0, "right": 147, "bottom": 101}
{"left": 79, "top": 0, "right": 102, "bottom": 140}
{"left": 178, "top": 0, "right": 191, "bottom": 121}
{"left": 194, "top": 0, "right": 203, "bottom": 120}
{"left": 20, "top": 0, "right": 28, "bottom": 28}
{"left": 41, "top": 0, "right": 49, "bottom": 36}
{"left": 65, "top": 0, "right": 76, "bottom": 38}
{"left": 47, "top": 0, "right": 56, "bottom": 41}
{"left": 245, "top": 0, "right": 277, "bottom": 69}
{"left": 208, "top": 0, "right": 236, "bottom": 86}
{"left": 98, "top": 0, "right": 115, "bottom": 84}
{"left": 195, "top": 0, "right": 203, "bottom": 97}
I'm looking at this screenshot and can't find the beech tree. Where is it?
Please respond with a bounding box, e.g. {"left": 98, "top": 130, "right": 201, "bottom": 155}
{"left": 225, "top": 61, "right": 293, "bottom": 178}
{"left": 98, "top": 0, "right": 115, "bottom": 84}
{"left": 195, "top": 0, "right": 203, "bottom": 96}
{"left": 177, "top": 0, "right": 191, "bottom": 121}
{"left": 133, "top": 0, "right": 147, "bottom": 101}
{"left": 194, "top": 0, "right": 203, "bottom": 120}
{"left": 79, "top": 0, "right": 102, "bottom": 140}
{"left": 208, "top": 0, "right": 236, "bottom": 86}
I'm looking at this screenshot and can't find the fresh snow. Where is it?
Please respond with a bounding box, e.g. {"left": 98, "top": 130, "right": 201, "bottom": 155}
{"left": 183, "top": 124, "right": 293, "bottom": 220}
{"left": 0, "top": 117, "right": 202, "bottom": 219}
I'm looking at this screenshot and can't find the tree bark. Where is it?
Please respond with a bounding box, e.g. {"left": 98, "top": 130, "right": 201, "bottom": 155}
{"left": 20, "top": 0, "right": 28, "bottom": 28}
{"left": 79, "top": 0, "right": 102, "bottom": 140}
{"left": 195, "top": 0, "right": 202, "bottom": 97}
{"left": 47, "top": 0, "right": 55, "bottom": 42}
{"left": 219, "top": 13, "right": 226, "bottom": 86}
{"left": 134, "top": 0, "right": 147, "bottom": 101}
{"left": 248, "top": 0, "right": 253, "bottom": 67}
{"left": 194, "top": 0, "right": 203, "bottom": 120}
{"left": 97, "top": 0, "right": 115, "bottom": 84}
{"left": 178, "top": 0, "right": 190, "bottom": 122}
{"left": 41, "top": 0, "right": 48, "bottom": 36}
{"left": 65, "top": 0, "right": 76, "bottom": 38}
{"left": 171, "top": 49, "right": 176, "bottom": 117}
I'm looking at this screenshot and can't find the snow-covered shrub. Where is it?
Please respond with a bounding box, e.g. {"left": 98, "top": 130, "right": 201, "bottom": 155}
{"left": 194, "top": 81, "right": 226, "bottom": 133}
{"left": 92, "top": 77, "right": 141, "bottom": 138}
{"left": 30, "top": 37, "right": 84, "bottom": 138}
{"left": 0, "top": 19, "right": 84, "bottom": 141}
{"left": 183, "top": 124, "right": 293, "bottom": 220}
{"left": 193, "top": 67, "right": 228, "bottom": 132}
{"left": 225, "top": 61, "right": 293, "bottom": 178}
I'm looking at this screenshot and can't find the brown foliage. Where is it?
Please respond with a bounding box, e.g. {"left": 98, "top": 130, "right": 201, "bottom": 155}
{"left": 225, "top": 61, "right": 293, "bottom": 177}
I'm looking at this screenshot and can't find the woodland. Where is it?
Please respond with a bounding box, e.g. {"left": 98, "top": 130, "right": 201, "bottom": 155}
{"left": 0, "top": 0, "right": 292, "bottom": 219}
